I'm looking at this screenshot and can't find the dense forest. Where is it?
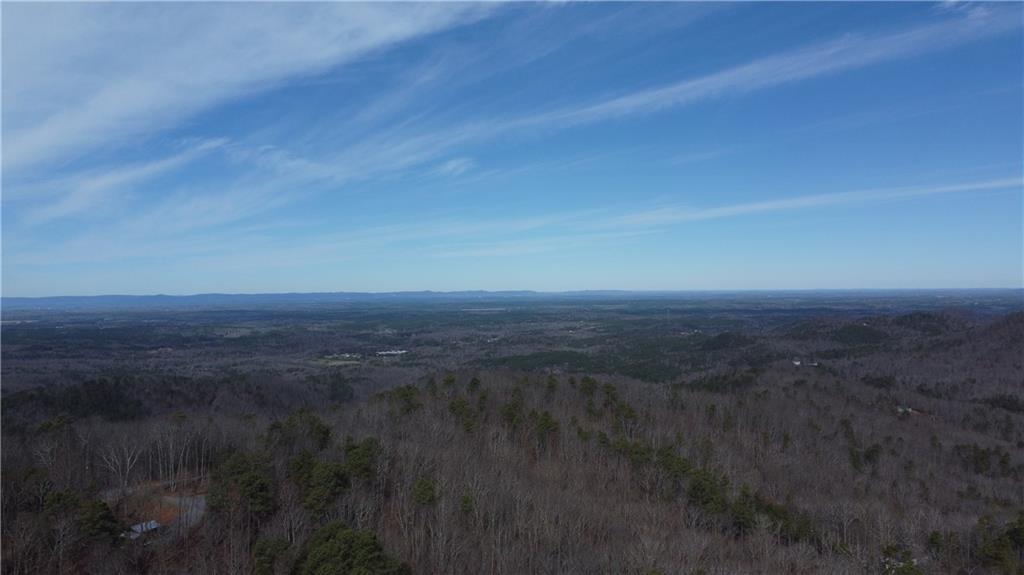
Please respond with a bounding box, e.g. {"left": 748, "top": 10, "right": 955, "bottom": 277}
{"left": 2, "top": 295, "right": 1023, "bottom": 574}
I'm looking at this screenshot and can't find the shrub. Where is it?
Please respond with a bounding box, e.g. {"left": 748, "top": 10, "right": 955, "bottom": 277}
{"left": 411, "top": 476, "right": 438, "bottom": 506}
{"left": 881, "top": 544, "right": 923, "bottom": 575}
{"left": 655, "top": 447, "right": 692, "bottom": 480}
{"left": 500, "top": 389, "right": 525, "bottom": 430}
{"left": 290, "top": 452, "right": 349, "bottom": 514}
{"left": 381, "top": 385, "right": 422, "bottom": 416}
{"left": 686, "top": 468, "right": 729, "bottom": 514}
{"left": 601, "top": 382, "right": 620, "bottom": 407}
{"left": 45, "top": 493, "right": 121, "bottom": 543}
{"left": 545, "top": 375, "right": 558, "bottom": 397}
{"left": 253, "top": 538, "right": 289, "bottom": 575}
{"left": 449, "top": 396, "right": 477, "bottom": 432}
{"left": 268, "top": 410, "right": 332, "bottom": 451}
{"left": 954, "top": 443, "right": 1015, "bottom": 477}
{"left": 610, "top": 436, "right": 652, "bottom": 469}
{"left": 731, "top": 486, "right": 758, "bottom": 534}
{"left": 298, "top": 522, "right": 409, "bottom": 575}
{"left": 976, "top": 513, "right": 1024, "bottom": 573}
{"left": 748, "top": 492, "right": 816, "bottom": 545}
{"left": 209, "top": 450, "right": 276, "bottom": 517}
{"left": 531, "top": 410, "right": 559, "bottom": 440}
{"left": 344, "top": 437, "right": 380, "bottom": 482}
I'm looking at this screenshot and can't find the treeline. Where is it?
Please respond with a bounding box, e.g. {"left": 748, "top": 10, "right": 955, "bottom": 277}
{"left": 1, "top": 373, "right": 356, "bottom": 434}
{"left": 2, "top": 368, "right": 1023, "bottom": 574}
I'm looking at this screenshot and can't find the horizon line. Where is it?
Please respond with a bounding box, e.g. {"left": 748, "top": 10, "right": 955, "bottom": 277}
{"left": 4, "top": 287, "right": 1024, "bottom": 301}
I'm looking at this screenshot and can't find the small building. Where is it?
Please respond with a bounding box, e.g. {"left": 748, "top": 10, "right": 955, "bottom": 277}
{"left": 126, "top": 520, "right": 162, "bottom": 540}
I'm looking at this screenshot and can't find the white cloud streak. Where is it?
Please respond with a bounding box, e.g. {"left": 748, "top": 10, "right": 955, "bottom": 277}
{"left": 427, "top": 229, "right": 658, "bottom": 259}
{"left": 1, "top": 3, "right": 491, "bottom": 172}
{"left": 432, "top": 157, "right": 476, "bottom": 177}
{"left": 507, "top": 5, "right": 1018, "bottom": 131}
{"left": 11, "top": 176, "right": 1017, "bottom": 267}
{"left": 20, "top": 139, "right": 225, "bottom": 225}
{"left": 264, "top": 5, "right": 1020, "bottom": 203}
{"left": 611, "top": 177, "right": 1024, "bottom": 228}
{"left": 2, "top": 5, "right": 1019, "bottom": 277}
{"left": 6, "top": 5, "right": 1015, "bottom": 230}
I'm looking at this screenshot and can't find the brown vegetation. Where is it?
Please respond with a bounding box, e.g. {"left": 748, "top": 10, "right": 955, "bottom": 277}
{"left": 2, "top": 296, "right": 1022, "bottom": 574}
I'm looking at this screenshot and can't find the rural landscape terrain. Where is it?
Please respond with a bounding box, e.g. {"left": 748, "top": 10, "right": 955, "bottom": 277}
{"left": 2, "top": 290, "right": 1023, "bottom": 574}
{"left": 3, "top": 1, "right": 1022, "bottom": 574}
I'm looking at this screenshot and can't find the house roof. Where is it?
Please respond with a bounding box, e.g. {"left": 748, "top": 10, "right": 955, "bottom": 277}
{"left": 130, "top": 520, "right": 161, "bottom": 534}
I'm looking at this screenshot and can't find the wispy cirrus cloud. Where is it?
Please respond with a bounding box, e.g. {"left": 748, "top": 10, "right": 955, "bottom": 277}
{"left": 432, "top": 157, "right": 476, "bottom": 177}
{"left": 1, "top": 3, "right": 492, "bottom": 172}
{"left": 426, "top": 229, "right": 658, "bottom": 259}
{"left": 270, "top": 5, "right": 1020, "bottom": 199}
{"left": 419, "top": 177, "right": 1024, "bottom": 259}
{"left": 12, "top": 175, "right": 1017, "bottom": 267}
{"left": 6, "top": 5, "right": 1015, "bottom": 233}
{"left": 610, "top": 177, "right": 1024, "bottom": 228}
{"left": 2, "top": 3, "right": 1020, "bottom": 296}
{"left": 504, "top": 5, "right": 1018, "bottom": 132}
{"left": 397, "top": 175, "right": 1022, "bottom": 260}
{"left": 18, "top": 139, "right": 226, "bottom": 226}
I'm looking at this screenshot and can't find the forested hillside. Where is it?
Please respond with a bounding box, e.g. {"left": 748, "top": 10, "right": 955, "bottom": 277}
{"left": 2, "top": 298, "right": 1022, "bottom": 574}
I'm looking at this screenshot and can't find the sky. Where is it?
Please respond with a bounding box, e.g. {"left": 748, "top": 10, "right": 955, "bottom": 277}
{"left": 2, "top": 2, "right": 1022, "bottom": 297}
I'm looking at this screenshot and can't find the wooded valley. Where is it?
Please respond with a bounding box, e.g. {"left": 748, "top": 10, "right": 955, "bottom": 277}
{"left": 2, "top": 292, "right": 1022, "bottom": 574}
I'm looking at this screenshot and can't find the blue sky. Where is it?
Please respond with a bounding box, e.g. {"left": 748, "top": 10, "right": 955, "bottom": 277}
{"left": 2, "top": 2, "right": 1022, "bottom": 296}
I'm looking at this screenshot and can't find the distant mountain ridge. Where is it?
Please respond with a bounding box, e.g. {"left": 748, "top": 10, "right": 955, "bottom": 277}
{"left": 2, "top": 288, "right": 1021, "bottom": 312}
{"left": 1, "top": 291, "right": 539, "bottom": 311}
